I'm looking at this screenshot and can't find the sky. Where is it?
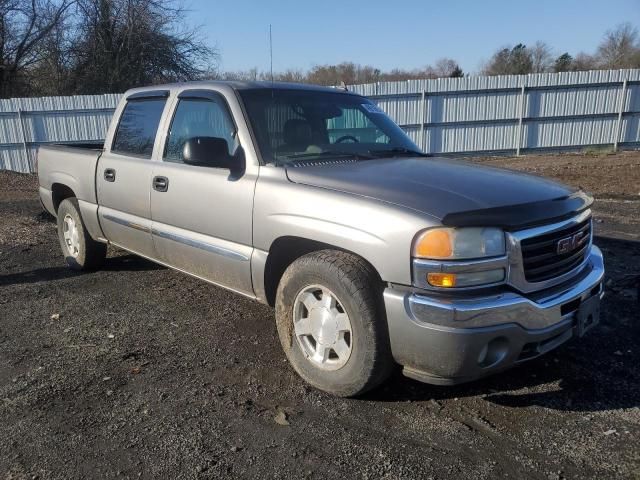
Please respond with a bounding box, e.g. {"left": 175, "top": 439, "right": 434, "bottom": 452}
{"left": 186, "top": 0, "right": 640, "bottom": 74}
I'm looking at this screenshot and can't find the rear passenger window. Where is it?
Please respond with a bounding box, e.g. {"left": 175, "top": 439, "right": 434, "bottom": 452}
{"left": 112, "top": 98, "right": 167, "bottom": 157}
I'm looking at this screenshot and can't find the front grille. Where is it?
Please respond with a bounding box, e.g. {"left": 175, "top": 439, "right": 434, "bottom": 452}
{"left": 521, "top": 217, "right": 592, "bottom": 283}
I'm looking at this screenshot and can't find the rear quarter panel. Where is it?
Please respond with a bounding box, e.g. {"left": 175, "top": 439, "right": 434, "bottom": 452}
{"left": 37, "top": 145, "right": 101, "bottom": 204}
{"left": 37, "top": 145, "right": 107, "bottom": 240}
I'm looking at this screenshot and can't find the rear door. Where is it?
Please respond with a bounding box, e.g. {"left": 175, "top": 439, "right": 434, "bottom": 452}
{"left": 150, "top": 89, "right": 257, "bottom": 296}
{"left": 97, "top": 91, "right": 169, "bottom": 258}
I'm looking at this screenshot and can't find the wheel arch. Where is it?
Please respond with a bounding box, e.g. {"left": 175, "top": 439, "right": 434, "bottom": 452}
{"left": 261, "top": 235, "right": 383, "bottom": 307}
{"left": 51, "top": 183, "right": 77, "bottom": 213}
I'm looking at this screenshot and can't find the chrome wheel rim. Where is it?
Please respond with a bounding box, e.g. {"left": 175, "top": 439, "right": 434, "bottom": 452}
{"left": 293, "top": 285, "right": 353, "bottom": 371}
{"left": 62, "top": 214, "right": 80, "bottom": 258}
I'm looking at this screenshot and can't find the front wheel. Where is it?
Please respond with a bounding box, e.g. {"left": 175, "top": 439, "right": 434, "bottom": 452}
{"left": 57, "top": 198, "right": 106, "bottom": 271}
{"left": 275, "top": 250, "right": 394, "bottom": 397}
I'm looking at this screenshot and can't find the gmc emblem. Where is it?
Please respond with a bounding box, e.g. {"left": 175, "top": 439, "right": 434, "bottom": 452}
{"left": 556, "top": 231, "right": 587, "bottom": 255}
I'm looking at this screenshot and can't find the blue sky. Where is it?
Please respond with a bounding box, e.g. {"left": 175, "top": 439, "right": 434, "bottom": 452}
{"left": 187, "top": 0, "right": 640, "bottom": 74}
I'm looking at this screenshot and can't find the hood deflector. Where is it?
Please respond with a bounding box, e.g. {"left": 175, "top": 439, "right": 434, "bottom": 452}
{"left": 441, "top": 190, "right": 594, "bottom": 230}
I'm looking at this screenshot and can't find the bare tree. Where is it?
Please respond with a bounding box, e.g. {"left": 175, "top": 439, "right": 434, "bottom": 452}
{"left": 596, "top": 23, "right": 640, "bottom": 68}
{"left": 530, "top": 41, "right": 554, "bottom": 73}
{"left": 208, "top": 68, "right": 258, "bottom": 81}
{"left": 68, "top": 0, "right": 217, "bottom": 94}
{"left": 271, "top": 69, "right": 306, "bottom": 83}
{"left": 305, "top": 62, "right": 382, "bottom": 86}
{"left": 0, "top": 0, "right": 74, "bottom": 97}
{"left": 28, "top": 3, "right": 76, "bottom": 95}
{"left": 212, "top": 59, "right": 466, "bottom": 87}
{"left": 572, "top": 52, "right": 598, "bottom": 71}
{"left": 381, "top": 67, "right": 428, "bottom": 82}
{"left": 432, "top": 58, "right": 464, "bottom": 77}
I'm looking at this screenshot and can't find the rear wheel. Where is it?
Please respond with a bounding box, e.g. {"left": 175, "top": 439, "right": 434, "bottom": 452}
{"left": 275, "top": 250, "right": 394, "bottom": 397}
{"left": 57, "top": 198, "right": 106, "bottom": 271}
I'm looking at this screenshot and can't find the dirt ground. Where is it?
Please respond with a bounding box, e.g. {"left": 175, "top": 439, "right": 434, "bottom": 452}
{"left": 1, "top": 151, "right": 639, "bottom": 479}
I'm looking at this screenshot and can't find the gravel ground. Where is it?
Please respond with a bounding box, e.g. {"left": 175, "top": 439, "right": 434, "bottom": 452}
{"left": 1, "top": 151, "right": 639, "bottom": 480}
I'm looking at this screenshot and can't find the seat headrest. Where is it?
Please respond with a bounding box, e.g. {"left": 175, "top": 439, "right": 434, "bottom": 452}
{"left": 283, "top": 119, "right": 313, "bottom": 148}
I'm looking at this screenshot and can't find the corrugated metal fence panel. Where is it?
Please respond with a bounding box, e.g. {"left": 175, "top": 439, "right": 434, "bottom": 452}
{"left": 0, "top": 114, "right": 22, "bottom": 144}
{"left": 0, "top": 146, "right": 30, "bottom": 172}
{"left": 623, "top": 82, "right": 640, "bottom": 144}
{"left": 350, "top": 68, "right": 640, "bottom": 154}
{"left": 523, "top": 117, "right": 617, "bottom": 148}
{"left": 428, "top": 91, "right": 521, "bottom": 123}
{"left": 621, "top": 114, "right": 640, "bottom": 143}
{"left": 425, "top": 123, "right": 519, "bottom": 153}
{"left": 627, "top": 83, "right": 640, "bottom": 111}
{"left": 0, "top": 93, "right": 122, "bottom": 173}
{"left": 527, "top": 85, "right": 621, "bottom": 117}
{"left": 2, "top": 70, "right": 640, "bottom": 173}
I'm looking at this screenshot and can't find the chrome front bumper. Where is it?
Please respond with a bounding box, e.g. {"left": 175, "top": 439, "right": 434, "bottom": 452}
{"left": 384, "top": 245, "right": 605, "bottom": 385}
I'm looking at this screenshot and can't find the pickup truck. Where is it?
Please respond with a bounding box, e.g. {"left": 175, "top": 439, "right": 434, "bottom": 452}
{"left": 37, "top": 81, "right": 605, "bottom": 397}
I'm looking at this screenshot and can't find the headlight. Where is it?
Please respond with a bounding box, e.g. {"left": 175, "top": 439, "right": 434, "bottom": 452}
{"left": 413, "top": 227, "right": 505, "bottom": 260}
{"left": 412, "top": 227, "right": 507, "bottom": 289}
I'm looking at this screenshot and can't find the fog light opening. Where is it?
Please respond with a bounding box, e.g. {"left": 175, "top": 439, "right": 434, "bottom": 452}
{"left": 478, "top": 337, "right": 509, "bottom": 368}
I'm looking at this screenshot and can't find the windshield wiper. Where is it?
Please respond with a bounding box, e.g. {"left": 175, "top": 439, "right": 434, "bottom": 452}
{"left": 366, "top": 147, "right": 430, "bottom": 158}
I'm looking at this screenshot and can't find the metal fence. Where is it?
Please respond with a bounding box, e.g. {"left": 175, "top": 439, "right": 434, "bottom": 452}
{"left": 1, "top": 69, "right": 640, "bottom": 173}
{"left": 349, "top": 68, "right": 640, "bottom": 155}
{"left": 0, "top": 94, "right": 122, "bottom": 173}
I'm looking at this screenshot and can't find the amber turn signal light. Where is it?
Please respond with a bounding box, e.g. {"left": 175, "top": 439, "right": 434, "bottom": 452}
{"left": 427, "top": 272, "right": 457, "bottom": 288}
{"left": 414, "top": 229, "right": 453, "bottom": 258}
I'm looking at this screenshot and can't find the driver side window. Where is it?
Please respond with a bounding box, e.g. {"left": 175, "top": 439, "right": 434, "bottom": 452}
{"left": 326, "top": 107, "right": 390, "bottom": 144}
{"left": 164, "top": 96, "right": 237, "bottom": 163}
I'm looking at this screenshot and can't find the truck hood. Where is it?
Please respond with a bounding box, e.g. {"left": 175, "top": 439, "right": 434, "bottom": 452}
{"left": 285, "top": 157, "right": 592, "bottom": 229}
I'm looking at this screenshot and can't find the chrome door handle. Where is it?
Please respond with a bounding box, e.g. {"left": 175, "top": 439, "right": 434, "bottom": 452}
{"left": 153, "top": 176, "right": 169, "bottom": 192}
{"left": 104, "top": 168, "right": 116, "bottom": 182}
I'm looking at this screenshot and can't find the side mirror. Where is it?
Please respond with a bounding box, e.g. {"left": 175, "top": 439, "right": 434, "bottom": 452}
{"left": 183, "top": 137, "right": 234, "bottom": 169}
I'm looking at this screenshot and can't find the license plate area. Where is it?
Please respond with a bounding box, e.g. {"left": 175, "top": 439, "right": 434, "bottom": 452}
{"left": 576, "top": 294, "right": 601, "bottom": 337}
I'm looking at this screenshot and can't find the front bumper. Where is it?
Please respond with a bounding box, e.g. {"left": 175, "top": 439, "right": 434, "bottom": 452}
{"left": 384, "top": 245, "right": 605, "bottom": 385}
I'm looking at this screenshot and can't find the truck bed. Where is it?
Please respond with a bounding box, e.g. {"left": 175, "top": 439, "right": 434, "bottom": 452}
{"left": 37, "top": 144, "right": 104, "bottom": 216}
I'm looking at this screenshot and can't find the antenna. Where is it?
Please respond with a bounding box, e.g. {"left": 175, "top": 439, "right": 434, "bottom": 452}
{"left": 269, "top": 24, "right": 274, "bottom": 83}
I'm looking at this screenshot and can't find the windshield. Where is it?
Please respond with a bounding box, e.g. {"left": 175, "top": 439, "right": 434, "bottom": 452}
{"left": 238, "top": 88, "right": 421, "bottom": 165}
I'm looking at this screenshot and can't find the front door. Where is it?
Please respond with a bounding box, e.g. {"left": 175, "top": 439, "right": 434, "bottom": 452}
{"left": 150, "top": 90, "right": 257, "bottom": 296}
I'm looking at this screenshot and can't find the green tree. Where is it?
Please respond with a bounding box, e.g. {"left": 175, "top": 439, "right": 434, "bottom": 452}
{"left": 554, "top": 53, "right": 574, "bottom": 72}
{"left": 482, "top": 43, "right": 542, "bottom": 75}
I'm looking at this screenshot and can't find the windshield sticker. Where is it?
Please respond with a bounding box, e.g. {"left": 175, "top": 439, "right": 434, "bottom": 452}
{"left": 362, "top": 103, "right": 384, "bottom": 114}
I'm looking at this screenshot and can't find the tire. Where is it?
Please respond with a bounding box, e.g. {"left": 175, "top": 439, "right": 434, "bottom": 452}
{"left": 57, "top": 198, "right": 106, "bottom": 271}
{"left": 275, "top": 250, "right": 394, "bottom": 397}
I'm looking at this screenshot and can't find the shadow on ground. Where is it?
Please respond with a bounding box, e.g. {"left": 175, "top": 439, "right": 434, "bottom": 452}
{"left": 0, "top": 254, "right": 163, "bottom": 287}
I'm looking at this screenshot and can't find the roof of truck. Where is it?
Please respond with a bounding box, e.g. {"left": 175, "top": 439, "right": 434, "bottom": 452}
{"left": 124, "top": 80, "right": 357, "bottom": 97}
{"left": 218, "top": 80, "right": 348, "bottom": 92}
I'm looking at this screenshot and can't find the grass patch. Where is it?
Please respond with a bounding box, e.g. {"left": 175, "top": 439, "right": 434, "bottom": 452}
{"left": 582, "top": 145, "right": 615, "bottom": 156}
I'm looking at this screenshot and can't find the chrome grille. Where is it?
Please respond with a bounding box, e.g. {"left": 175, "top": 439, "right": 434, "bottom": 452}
{"left": 520, "top": 217, "right": 592, "bottom": 283}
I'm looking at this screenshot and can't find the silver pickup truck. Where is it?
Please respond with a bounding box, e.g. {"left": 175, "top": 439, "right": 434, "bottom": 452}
{"left": 37, "top": 81, "right": 604, "bottom": 396}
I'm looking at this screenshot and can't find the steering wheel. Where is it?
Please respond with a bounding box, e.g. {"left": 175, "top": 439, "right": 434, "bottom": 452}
{"left": 335, "top": 135, "right": 359, "bottom": 144}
